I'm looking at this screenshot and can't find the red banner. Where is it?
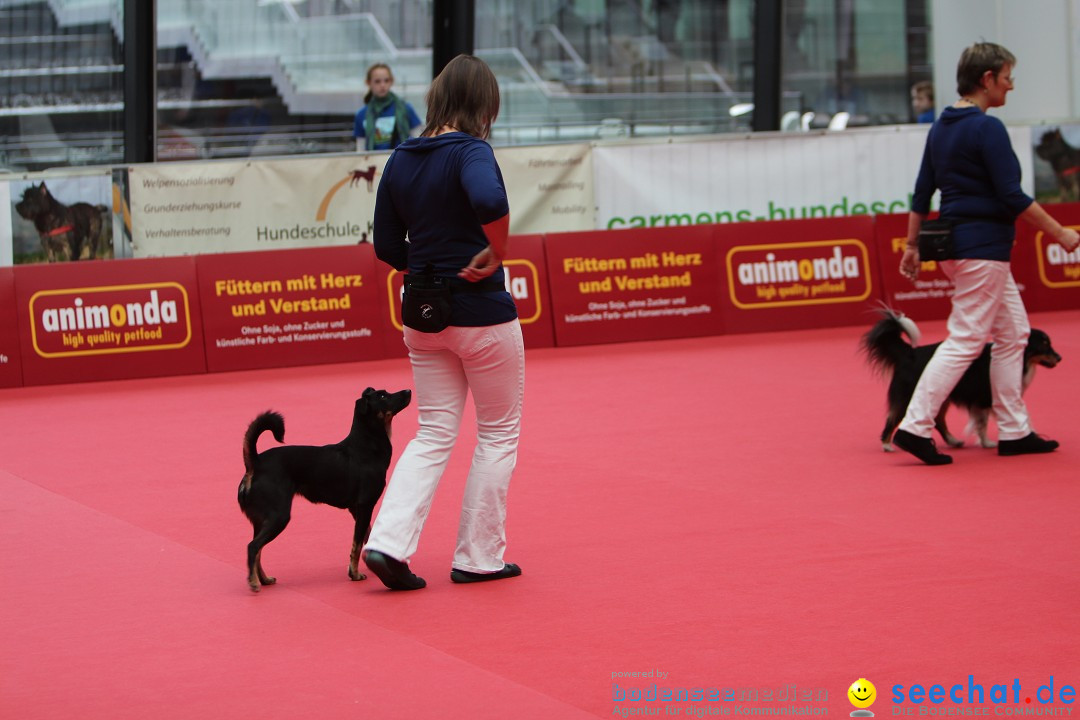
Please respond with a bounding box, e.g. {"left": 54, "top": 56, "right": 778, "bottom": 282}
{"left": 543, "top": 225, "right": 722, "bottom": 346}
{"left": 0, "top": 268, "right": 23, "bottom": 387}
{"left": 1011, "top": 202, "right": 1080, "bottom": 313}
{"left": 377, "top": 235, "right": 556, "bottom": 353}
{"left": 715, "top": 216, "right": 881, "bottom": 334}
{"left": 196, "top": 244, "right": 386, "bottom": 372}
{"left": 872, "top": 212, "right": 953, "bottom": 321}
{"left": 13, "top": 257, "right": 206, "bottom": 386}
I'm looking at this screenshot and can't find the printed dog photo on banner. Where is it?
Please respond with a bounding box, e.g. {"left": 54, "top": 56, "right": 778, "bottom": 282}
{"left": 8, "top": 174, "right": 114, "bottom": 264}
{"left": 1032, "top": 123, "right": 1080, "bottom": 204}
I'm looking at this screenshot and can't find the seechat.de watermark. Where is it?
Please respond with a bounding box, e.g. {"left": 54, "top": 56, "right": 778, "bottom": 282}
{"left": 891, "top": 676, "right": 1075, "bottom": 716}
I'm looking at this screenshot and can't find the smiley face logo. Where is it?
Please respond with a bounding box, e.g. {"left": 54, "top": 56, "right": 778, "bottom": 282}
{"left": 848, "top": 678, "right": 877, "bottom": 709}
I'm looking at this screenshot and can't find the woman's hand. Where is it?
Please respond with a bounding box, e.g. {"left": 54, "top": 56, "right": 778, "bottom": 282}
{"left": 900, "top": 247, "right": 921, "bottom": 282}
{"left": 458, "top": 246, "right": 502, "bottom": 282}
{"left": 1055, "top": 226, "right": 1080, "bottom": 252}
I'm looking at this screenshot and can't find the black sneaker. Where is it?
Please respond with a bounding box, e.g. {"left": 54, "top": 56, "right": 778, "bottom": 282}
{"left": 893, "top": 429, "right": 953, "bottom": 465}
{"left": 998, "top": 433, "right": 1059, "bottom": 456}
{"left": 363, "top": 550, "right": 427, "bottom": 590}
{"left": 450, "top": 563, "right": 522, "bottom": 584}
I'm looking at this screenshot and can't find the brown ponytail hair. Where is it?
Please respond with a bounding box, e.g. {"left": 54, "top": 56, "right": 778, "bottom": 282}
{"left": 421, "top": 55, "right": 500, "bottom": 140}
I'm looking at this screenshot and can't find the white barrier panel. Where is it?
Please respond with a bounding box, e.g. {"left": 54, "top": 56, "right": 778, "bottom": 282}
{"left": 129, "top": 153, "right": 391, "bottom": 257}
{"left": 592, "top": 125, "right": 1034, "bottom": 231}
{"left": 494, "top": 143, "right": 595, "bottom": 234}
{"left": 0, "top": 181, "right": 11, "bottom": 266}
{"left": 85, "top": 123, "right": 1044, "bottom": 259}
{"left": 128, "top": 143, "right": 594, "bottom": 257}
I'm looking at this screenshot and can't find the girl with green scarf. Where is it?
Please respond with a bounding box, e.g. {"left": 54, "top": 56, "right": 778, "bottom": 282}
{"left": 353, "top": 63, "right": 422, "bottom": 152}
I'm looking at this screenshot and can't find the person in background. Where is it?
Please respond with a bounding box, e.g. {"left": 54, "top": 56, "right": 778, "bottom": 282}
{"left": 353, "top": 63, "right": 422, "bottom": 152}
{"left": 362, "top": 55, "right": 524, "bottom": 590}
{"left": 893, "top": 42, "right": 1080, "bottom": 465}
{"left": 911, "top": 80, "right": 935, "bottom": 123}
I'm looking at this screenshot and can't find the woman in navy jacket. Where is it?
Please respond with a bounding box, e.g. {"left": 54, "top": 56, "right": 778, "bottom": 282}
{"left": 363, "top": 55, "right": 523, "bottom": 589}
{"left": 893, "top": 43, "right": 1080, "bottom": 465}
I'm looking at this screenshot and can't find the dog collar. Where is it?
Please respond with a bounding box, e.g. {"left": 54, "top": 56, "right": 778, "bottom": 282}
{"left": 1062, "top": 166, "right": 1080, "bottom": 177}
{"left": 44, "top": 224, "right": 74, "bottom": 236}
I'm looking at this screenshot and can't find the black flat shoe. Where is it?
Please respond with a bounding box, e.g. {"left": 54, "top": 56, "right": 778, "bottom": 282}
{"left": 998, "top": 433, "right": 1059, "bottom": 456}
{"left": 893, "top": 429, "right": 953, "bottom": 465}
{"left": 450, "top": 563, "right": 522, "bottom": 584}
{"left": 363, "top": 550, "right": 426, "bottom": 590}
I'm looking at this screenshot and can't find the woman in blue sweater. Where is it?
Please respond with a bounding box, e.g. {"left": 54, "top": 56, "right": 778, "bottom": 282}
{"left": 363, "top": 55, "right": 523, "bottom": 589}
{"left": 893, "top": 43, "right": 1080, "bottom": 465}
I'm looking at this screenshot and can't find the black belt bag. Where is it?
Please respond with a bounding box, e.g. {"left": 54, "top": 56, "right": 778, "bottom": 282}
{"left": 917, "top": 218, "right": 955, "bottom": 261}
{"left": 401, "top": 269, "right": 503, "bottom": 333}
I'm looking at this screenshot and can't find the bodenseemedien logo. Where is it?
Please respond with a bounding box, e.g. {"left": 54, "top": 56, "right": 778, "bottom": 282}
{"left": 850, "top": 679, "right": 877, "bottom": 717}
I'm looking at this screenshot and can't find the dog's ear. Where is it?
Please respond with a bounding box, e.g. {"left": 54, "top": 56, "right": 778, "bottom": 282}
{"left": 358, "top": 387, "right": 375, "bottom": 413}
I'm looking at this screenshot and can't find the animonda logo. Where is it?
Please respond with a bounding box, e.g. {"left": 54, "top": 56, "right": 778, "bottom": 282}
{"left": 725, "top": 239, "right": 872, "bottom": 309}
{"left": 29, "top": 282, "right": 192, "bottom": 358}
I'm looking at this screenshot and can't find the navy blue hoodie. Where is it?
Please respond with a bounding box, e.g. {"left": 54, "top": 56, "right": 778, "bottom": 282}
{"left": 912, "top": 105, "right": 1033, "bottom": 261}
{"left": 374, "top": 132, "right": 516, "bottom": 326}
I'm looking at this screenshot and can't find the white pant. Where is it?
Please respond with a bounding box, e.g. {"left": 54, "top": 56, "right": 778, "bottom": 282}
{"left": 899, "top": 259, "right": 1031, "bottom": 441}
{"left": 365, "top": 320, "right": 525, "bottom": 572}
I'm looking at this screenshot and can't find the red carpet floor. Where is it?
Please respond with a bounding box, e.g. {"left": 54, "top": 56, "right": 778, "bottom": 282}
{"left": 2, "top": 311, "right": 1079, "bottom": 719}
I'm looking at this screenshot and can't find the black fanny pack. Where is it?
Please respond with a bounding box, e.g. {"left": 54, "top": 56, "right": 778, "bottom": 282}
{"left": 917, "top": 218, "right": 955, "bottom": 261}
{"left": 917, "top": 216, "right": 1014, "bottom": 261}
{"left": 401, "top": 267, "right": 504, "bottom": 333}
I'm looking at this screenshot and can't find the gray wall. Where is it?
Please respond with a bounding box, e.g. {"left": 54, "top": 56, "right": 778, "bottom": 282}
{"left": 931, "top": 0, "right": 1080, "bottom": 124}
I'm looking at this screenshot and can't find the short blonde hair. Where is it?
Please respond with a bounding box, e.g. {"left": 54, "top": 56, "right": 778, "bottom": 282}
{"left": 956, "top": 43, "right": 1015, "bottom": 96}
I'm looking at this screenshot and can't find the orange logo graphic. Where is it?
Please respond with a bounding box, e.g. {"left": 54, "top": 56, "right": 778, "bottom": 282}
{"left": 316, "top": 162, "right": 381, "bottom": 222}
{"left": 386, "top": 261, "right": 543, "bottom": 331}
{"left": 29, "top": 282, "right": 192, "bottom": 358}
{"left": 726, "top": 239, "right": 872, "bottom": 309}
{"left": 1035, "top": 225, "right": 1080, "bottom": 288}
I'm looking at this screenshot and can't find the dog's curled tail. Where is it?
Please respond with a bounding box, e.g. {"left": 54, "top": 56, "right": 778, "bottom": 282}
{"left": 240, "top": 412, "right": 285, "bottom": 495}
{"left": 860, "top": 307, "right": 921, "bottom": 375}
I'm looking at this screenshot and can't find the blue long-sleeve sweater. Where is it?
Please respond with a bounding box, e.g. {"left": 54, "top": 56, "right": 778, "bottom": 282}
{"left": 374, "top": 132, "right": 516, "bottom": 326}
{"left": 912, "top": 106, "right": 1033, "bottom": 261}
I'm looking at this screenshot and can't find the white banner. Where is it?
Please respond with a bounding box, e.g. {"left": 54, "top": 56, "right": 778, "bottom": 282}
{"left": 0, "top": 181, "right": 11, "bottom": 266}
{"left": 592, "top": 125, "right": 1034, "bottom": 231}
{"left": 129, "top": 153, "right": 391, "bottom": 257}
{"left": 127, "top": 125, "right": 1039, "bottom": 255}
{"left": 495, "top": 143, "right": 594, "bottom": 234}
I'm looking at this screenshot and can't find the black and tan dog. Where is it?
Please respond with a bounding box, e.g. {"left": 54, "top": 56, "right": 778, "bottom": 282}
{"left": 237, "top": 387, "right": 411, "bottom": 592}
{"left": 14, "top": 182, "right": 109, "bottom": 262}
{"left": 1035, "top": 128, "right": 1080, "bottom": 203}
{"left": 861, "top": 309, "right": 1061, "bottom": 451}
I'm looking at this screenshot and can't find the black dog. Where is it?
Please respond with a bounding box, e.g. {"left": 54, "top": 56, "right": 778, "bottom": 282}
{"left": 861, "top": 309, "right": 1061, "bottom": 451}
{"left": 237, "top": 387, "right": 411, "bottom": 592}
{"left": 1035, "top": 128, "right": 1080, "bottom": 203}
{"left": 14, "top": 182, "right": 108, "bottom": 262}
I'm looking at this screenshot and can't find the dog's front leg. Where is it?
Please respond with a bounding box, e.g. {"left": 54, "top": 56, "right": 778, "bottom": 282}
{"left": 348, "top": 507, "right": 374, "bottom": 581}
{"left": 935, "top": 406, "right": 964, "bottom": 447}
{"left": 968, "top": 410, "right": 996, "bottom": 448}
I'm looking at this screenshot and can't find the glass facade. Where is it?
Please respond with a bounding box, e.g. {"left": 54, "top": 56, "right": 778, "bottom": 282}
{"left": 0, "top": 0, "right": 124, "bottom": 170}
{"left": 0, "top": 0, "right": 929, "bottom": 171}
